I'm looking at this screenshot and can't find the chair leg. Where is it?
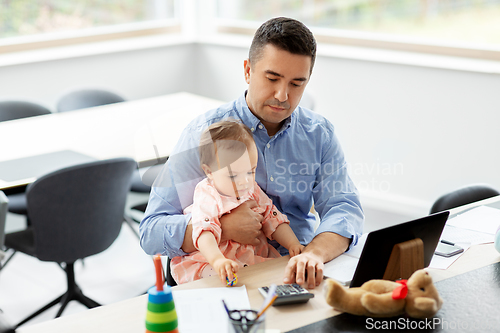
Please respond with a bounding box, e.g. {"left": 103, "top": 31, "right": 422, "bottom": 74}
{"left": 15, "top": 262, "right": 101, "bottom": 327}
{"left": 62, "top": 263, "right": 100, "bottom": 310}
{"left": 76, "top": 292, "right": 101, "bottom": 309}
{"left": 15, "top": 295, "right": 63, "bottom": 328}
{"left": 0, "top": 250, "right": 16, "bottom": 271}
{"left": 54, "top": 292, "right": 72, "bottom": 318}
{"left": 124, "top": 214, "right": 140, "bottom": 239}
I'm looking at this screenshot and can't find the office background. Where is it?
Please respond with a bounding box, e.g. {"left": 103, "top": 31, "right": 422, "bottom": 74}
{"left": 1, "top": 1, "right": 499, "bottom": 228}
{"left": 1, "top": 1, "right": 500, "bottom": 329}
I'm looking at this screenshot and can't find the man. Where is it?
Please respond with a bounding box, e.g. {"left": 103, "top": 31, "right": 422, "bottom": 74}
{"left": 140, "top": 17, "right": 363, "bottom": 289}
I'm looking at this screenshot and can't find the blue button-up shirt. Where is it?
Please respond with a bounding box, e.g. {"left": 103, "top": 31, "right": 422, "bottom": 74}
{"left": 140, "top": 92, "right": 364, "bottom": 258}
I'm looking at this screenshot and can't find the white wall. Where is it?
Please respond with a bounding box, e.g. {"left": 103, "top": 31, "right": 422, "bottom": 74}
{"left": 1, "top": 40, "right": 499, "bottom": 225}
{"left": 0, "top": 43, "right": 197, "bottom": 111}
{"left": 194, "top": 43, "right": 500, "bottom": 219}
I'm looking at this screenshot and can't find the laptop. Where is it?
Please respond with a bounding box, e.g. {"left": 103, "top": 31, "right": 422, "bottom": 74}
{"left": 349, "top": 210, "right": 449, "bottom": 287}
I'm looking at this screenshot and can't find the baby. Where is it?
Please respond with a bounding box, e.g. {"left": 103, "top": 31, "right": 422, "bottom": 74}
{"left": 171, "top": 120, "right": 304, "bottom": 284}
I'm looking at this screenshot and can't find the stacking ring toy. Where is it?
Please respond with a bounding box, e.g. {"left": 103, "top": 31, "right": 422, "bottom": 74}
{"left": 226, "top": 272, "right": 238, "bottom": 287}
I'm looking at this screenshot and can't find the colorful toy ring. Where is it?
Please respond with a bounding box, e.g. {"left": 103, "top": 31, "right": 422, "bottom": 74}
{"left": 226, "top": 272, "right": 238, "bottom": 287}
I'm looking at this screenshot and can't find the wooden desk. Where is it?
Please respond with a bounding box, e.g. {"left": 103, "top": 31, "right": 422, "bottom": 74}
{"left": 16, "top": 234, "right": 500, "bottom": 333}
{"left": 0, "top": 92, "right": 222, "bottom": 190}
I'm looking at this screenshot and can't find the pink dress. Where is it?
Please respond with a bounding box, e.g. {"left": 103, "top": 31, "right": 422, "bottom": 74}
{"left": 170, "top": 178, "right": 289, "bottom": 284}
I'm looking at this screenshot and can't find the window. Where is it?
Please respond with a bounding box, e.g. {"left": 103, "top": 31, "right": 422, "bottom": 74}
{"left": 0, "top": 0, "right": 179, "bottom": 53}
{"left": 215, "top": 0, "right": 500, "bottom": 60}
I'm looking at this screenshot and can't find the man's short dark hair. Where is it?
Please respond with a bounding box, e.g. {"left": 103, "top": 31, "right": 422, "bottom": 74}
{"left": 249, "top": 17, "right": 316, "bottom": 74}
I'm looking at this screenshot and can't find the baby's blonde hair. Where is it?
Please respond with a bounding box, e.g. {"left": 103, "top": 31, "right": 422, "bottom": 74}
{"left": 199, "top": 119, "right": 255, "bottom": 171}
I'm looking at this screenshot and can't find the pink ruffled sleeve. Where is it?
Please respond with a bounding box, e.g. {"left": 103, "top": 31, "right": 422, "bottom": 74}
{"left": 253, "top": 183, "right": 289, "bottom": 240}
{"left": 191, "top": 181, "right": 223, "bottom": 249}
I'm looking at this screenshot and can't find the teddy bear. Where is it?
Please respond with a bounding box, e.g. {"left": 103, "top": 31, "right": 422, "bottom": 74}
{"left": 324, "top": 269, "right": 443, "bottom": 319}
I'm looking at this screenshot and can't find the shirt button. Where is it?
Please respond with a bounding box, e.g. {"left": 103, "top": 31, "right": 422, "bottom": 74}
{"left": 258, "top": 125, "right": 263, "bottom": 129}
{"left": 266, "top": 143, "right": 270, "bottom": 148}
{"left": 273, "top": 211, "right": 277, "bottom": 216}
{"left": 250, "top": 127, "right": 255, "bottom": 132}
{"left": 204, "top": 218, "right": 209, "bottom": 221}
{"left": 270, "top": 176, "right": 274, "bottom": 181}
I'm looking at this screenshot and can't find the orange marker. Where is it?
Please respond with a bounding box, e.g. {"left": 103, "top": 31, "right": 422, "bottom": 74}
{"left": 154, "top": 254, "right": 164, "bottom": 291}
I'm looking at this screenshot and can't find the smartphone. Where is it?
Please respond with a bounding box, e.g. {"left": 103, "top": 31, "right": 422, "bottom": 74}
{"left": 435, "top": 241, "right": 464, "bottom": 257}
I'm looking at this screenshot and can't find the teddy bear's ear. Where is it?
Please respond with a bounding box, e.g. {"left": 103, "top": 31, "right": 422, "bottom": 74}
{"left": 407, "top": 297, "right": 438, "bottom": 318}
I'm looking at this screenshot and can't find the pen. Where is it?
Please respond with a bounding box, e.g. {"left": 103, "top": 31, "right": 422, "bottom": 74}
{"left": 222, "top": 299, "right": 230, "bottom": 315}
{"left": 256, "top": 294, "right": 278, "bottom": 319}
{"left": 256, "top": 284, "right": 277, "bottom": 319}
{"left": 441, "top": 239, "right": 455, "bottom": 246}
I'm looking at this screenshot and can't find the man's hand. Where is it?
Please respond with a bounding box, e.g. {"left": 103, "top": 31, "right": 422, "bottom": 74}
{"left": 220, "top": 200, "right": 264, "bottom": 246}
{"left": 283, "top": 232, "right": 350, "bottom": 289}
{"left": 283, "top": 252, "right": 323, "bottom": 289}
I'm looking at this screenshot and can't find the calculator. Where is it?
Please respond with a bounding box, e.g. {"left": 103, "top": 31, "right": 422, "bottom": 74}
{"left": 258, "top": 284, "right": 314, "bottom": 306}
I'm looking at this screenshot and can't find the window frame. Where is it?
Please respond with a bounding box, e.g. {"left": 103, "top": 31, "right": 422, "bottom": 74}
{"left": 215, "top": 19, "right": 500, "bottom": 62}
{"left": 0, "top": 19, "right": 181, "bottom": 55}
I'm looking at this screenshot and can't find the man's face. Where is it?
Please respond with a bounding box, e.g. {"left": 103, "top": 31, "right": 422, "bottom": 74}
{"left": 244, "top": 44, "right": 311, "bottom": 136}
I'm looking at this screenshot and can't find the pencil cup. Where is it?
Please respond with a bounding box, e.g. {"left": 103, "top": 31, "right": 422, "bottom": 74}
{"left": 227, "top": 309, "right": 265, "bottom": 333}
{"left": 145, "top": 285, "right": 179, "bottom": 333}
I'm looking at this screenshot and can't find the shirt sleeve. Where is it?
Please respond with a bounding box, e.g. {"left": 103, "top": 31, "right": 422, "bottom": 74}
{"left": 312, "top": 124, "right": 364, "bottom": 251}
{"left": 191, "top": 183, "right": 223, "bottom": 249}
{"left": 254, "top": 184, "right": 289, "bottom": 240}
{"left": 139, "top": 124, "right": 205, "bottom": 258}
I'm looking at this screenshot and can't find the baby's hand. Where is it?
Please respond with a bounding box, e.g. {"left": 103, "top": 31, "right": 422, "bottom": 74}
{"left": 213, "top": 257, "right": 239, "bottom": 285}
{"left": 289, "top": 244, "right": 305, "bottom": 257}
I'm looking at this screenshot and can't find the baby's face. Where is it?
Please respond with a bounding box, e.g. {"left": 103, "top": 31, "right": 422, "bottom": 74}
{"left": 208, "top": 144, "right": 258, "bottom": 198}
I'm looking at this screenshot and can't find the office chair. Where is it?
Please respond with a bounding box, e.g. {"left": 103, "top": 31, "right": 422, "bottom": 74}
{"left": 56, "top": 89, "right": 125, "bottom": 112}
{"left": 165, "top": 257, "right": 177, "bottom": 286}
{"left": 54, "top": 88, "right": 146, "bottom": 234}
{"left": 0, "top": 191, "right": 8, "bottom": 266}
{"left": 0, "top": 100, "right": 51, "bottom": 122}
{"left": 0, "top": 100, "right": 52, "bottom": 222}
{"left": 0, "top": 192, "right": 16, "bottom": 333}
{"left": 430, "top": 184, "right": 500, "bottom": 214}
{"left": 128, "top": 163, "right": 166, "bottom": 223}
{"left": 3, "top": 158, "right": 136, "bottom": 327}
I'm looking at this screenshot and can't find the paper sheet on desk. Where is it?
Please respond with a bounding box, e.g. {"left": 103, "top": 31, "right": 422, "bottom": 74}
{"left": 172, "top": 285, "right": 250, "bottom": 333}
{"left": 447, "top": 206, "right": 500, "bottom": 235}
{"left": 428, "top": 220, "right": 495, "bottom": 270}
{"left": 323, "top": 234, "right": 367, "bottom": 285}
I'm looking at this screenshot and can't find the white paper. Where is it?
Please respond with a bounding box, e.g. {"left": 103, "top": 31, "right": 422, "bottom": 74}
{"left": 440, "top": 225, "right": 494, "bottom": 245}
{"left": 323, "top": 233, "right": 367, "bottom": 284}
{"left": 447, "top": 206, "right": 500, "bottom": 235}
{"left": 172, "top": 285, "right": 251, "bottom": 333}
{"left": 323, "top": 255, "right": 359, "bottom": 285}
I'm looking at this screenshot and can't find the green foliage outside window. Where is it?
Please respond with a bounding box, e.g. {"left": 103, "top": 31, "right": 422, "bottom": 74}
{"left": 217, "top": 0, "right": 500, "bottom": 45}
{"left": 0, "top": 0, "right": 174, "bottom": 39}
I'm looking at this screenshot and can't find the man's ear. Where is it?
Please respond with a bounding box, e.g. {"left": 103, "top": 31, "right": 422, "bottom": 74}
{"left": 201, "top": 164, "right": 213, "bottom": 179}
{"left": 244, "top": 59, "right": 251, "bottom": 84}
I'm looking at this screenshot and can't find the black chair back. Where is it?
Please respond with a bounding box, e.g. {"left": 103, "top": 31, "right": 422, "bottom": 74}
{"left": 430, "top": 184, "right": 500, "bottom": 214}
{"left": 0, "top": 191, "right": 8, "bottom": 251}
{"left": 57, "top": 89, "right": 125, "bottom": 112}
{"left": 0, "top": 100, "right": 51, "bottom": 122}
{"left": 26, "top": 158, "right": 136, "bottom": 263}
